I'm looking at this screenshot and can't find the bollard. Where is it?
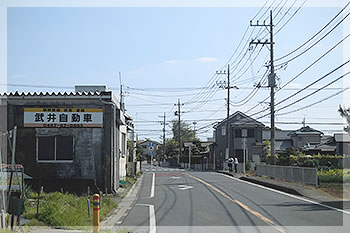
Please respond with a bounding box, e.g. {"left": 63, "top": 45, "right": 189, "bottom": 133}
{"left": 92, "top": 194, "right": 100, "bottom": 233}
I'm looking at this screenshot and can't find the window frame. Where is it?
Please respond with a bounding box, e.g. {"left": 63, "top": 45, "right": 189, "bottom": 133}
{"left": 36, "top": 135, "right": 74, "bottom": 163}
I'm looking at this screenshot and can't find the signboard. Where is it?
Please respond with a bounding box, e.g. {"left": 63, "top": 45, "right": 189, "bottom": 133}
{"left": 24, "top": 108, "right": 103, "bottom": 128}
{"left": 0, "top": 164, "right": 23, "bottom": 191}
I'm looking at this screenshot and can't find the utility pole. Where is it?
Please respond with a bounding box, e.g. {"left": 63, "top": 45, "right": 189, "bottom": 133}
{"left": 119, "top": 72, "right": 124, "bottom": 112}
{"left": 217, "top": 65, "right": 238, "bottom": 161}
{"left": 162, "top": 113, "right": 166, "bottom": 163}
{"left": 193, "top": 121, "right": 197, "bottom": 137}
{"left": 174, "top": 99, "right": 184, "bottom": 165}
{"left": 250, "top": 10, "right": 276, "bottom": 165}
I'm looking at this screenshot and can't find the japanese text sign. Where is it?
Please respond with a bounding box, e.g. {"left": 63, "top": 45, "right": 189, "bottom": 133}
{"left": 24, "top": 108, "right": 103, "bottom": 128}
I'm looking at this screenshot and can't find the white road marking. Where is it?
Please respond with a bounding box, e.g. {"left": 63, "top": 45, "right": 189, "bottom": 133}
{"left": 170, "top": 176, "right": 181, "bottom": 180}
{"left": 217, "top": 173, "right": 350, "bottom": 215}
{"left": 136, "top": 204, "right": 156, "bottom": 233}
{"left": 150, "top": 172, "right": 155, "bottom": 198}
{"left": 149, "top": 204, "right": 156, "bottom": 233}
{"left": 178, "top": 184, "right": 193, "bottom": 190}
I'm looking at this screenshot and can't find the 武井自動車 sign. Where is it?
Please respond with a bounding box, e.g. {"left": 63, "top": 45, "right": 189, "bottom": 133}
{"left": 24, "top": 108, "right": 103, "bottom": 128}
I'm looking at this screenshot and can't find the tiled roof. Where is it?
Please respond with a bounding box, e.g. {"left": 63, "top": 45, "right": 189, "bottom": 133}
{"left": 1, "top": 91, "right": 105, "bottom": 97}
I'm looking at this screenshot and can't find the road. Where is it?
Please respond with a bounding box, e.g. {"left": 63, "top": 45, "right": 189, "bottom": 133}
{"left": 119, "top": 164, "right": 350, "bottom": 233}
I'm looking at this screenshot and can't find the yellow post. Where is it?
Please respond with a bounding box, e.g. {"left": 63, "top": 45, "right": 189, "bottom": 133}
{"left": 92, "top": 194, "right": 100, "bottom": 233}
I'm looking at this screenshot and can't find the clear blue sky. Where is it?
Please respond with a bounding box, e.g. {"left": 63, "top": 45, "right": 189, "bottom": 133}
{"left": 6, "top": 2, "right": 349, "bottom": 141}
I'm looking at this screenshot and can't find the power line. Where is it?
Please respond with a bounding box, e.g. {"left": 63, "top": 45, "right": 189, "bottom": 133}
{"left": 275, "top": 8, "right": 350, "bottom": 67}
{"left": 275, "top": 1, "right": 350, "bottom": 61}
{"left": 276, "top": 59, "right": 350, "bottom": 107}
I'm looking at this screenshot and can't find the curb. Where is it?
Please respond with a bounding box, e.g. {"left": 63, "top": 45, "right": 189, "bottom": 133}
{"left": 239, "top": 176, "right": 303, "bottom": 196}
{"left": 217, "top": 171, "right": 303, "bottom": 196}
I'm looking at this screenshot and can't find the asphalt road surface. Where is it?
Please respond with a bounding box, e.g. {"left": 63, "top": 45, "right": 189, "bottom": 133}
{"left": 120, "top": 164, "right": 350, "bottom": 233}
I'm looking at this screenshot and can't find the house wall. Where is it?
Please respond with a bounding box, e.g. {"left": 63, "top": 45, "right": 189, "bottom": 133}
{"left": 0, "top": 98, "right": 7, "bottom": 165}
{"left": 337, "top": 142, "right": 350, "bottom": 156}
{"left": 291, "top": 134, "right": 321, "bottom": 149}
{"left": 119, "top": 125, "right": 127, "bottom": 179}
{"left": 5, "top": 96, "right": 120, "bottom": 193}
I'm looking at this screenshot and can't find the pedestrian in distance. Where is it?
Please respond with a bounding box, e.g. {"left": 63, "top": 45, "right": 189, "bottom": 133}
{"left": 228, "top": 157, "right": 233, "bottom": 172}
{"left": 234, "top": 157, "right": 238, "bottom": 173}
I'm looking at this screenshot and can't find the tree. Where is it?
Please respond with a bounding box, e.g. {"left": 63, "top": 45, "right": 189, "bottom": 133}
{"left": 171, "top": 120, "right": 197, "bottom": 142}
{"left": 339, "top": 105, "right": 350, "bottom": 134}
{"left": 164, "top": 120, "right": 199, "bottom": 159}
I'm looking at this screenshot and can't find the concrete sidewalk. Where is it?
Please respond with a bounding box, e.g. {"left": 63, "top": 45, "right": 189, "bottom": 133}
{"left": 217, "top": 170, "right": 348, "bottom": 204}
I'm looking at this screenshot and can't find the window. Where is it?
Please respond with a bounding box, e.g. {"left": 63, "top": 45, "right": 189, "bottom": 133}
{"left": 248, "top": 129, "right": 255, "bottom": 138}
{"left": 37, "top": 136, "right": 74, "bottom": 162}
{"left": 122, "top": 133, "right": 126, "bottom": 156}
{"left": 235, "top": 129, "right": 242, "bottom": 138}
{"left": 221, "top": 127, "right": 226, "bottom": 136}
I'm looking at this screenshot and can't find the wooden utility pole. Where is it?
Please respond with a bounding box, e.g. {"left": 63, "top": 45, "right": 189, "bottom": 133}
{"left": 217, "top": 65, "right": 238, "bottom": 161}
{"left": 175, "top": 100, "right": 184, "bottom": 165}
{"left": 162, "top": 113, "right": 166, "bottom": 161}
{"left": 250, "top": 10, "right": 276, "bottom": 165}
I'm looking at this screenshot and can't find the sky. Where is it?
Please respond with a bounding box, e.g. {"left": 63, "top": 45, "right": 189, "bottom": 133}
{"left": 3, "top": 0, "right": 350, "bottom": 142}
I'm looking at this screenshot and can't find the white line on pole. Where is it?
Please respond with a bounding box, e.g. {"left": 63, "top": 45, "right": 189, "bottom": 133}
{"left": 217, "top": 173, "right": 350, "bottom": 215}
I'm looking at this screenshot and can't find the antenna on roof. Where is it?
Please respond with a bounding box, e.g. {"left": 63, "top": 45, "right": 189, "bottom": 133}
{"left": 302, "top": 117, "right": 306, "bottom": 127}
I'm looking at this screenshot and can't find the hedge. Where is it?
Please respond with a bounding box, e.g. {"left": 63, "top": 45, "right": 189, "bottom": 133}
{"left": 266, "top": 154, "right": 343, "bottom": 168}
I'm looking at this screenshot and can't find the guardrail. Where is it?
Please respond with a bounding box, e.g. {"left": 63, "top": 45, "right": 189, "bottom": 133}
{"left": 256, "top": 164, "right": 318, "bottom": 188}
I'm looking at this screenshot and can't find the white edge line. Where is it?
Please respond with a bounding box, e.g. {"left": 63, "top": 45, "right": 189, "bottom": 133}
{"left": 150, "top": 172, "right": 155, "bottom": 198}
{"left": 136, "top": 204, "right": 156, "bottom": 233}
{"left": 217, "top": 173, "right": 350, "bottom": 215}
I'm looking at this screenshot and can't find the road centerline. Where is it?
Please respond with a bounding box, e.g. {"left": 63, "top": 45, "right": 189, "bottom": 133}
{"left": 185, "top": 173, "right": 286, "bottom": 233}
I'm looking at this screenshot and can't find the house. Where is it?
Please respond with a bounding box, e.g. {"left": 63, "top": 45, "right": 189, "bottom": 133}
{"left": 262, "top": 129, "right": 293, "bottom": 153}
{"left": 0, "top": 85, "right": 131, "bottom": 194}
{"left": 288, "top": 126, "right": 323, "bottom": 149}
{"left": 213, "top": 111, "right": 265, "bottom": 170}
{"left": 182, "top": 140, "right": 214, "bottom": 170}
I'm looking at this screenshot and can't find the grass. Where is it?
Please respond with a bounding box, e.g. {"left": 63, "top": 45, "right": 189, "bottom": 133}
{"left": 24, "top": 192, "right": 117, "bottom": 229}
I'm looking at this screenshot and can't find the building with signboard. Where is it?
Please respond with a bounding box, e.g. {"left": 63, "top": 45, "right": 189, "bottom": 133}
{"left": 0, "top": 86, "right": 129, "bottom": 194}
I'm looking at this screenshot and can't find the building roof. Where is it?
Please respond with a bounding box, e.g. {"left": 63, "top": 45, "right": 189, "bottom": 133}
{"left": 288, "top": 126, "right": 323, "bottom": 136}
{"left": 302, "top": 143, "right": 336, "bottom": 152}
{"left": 334, "top": 133, "right": 350, "bottom": 142}
{"left": 1, "top": 91, "right": 104, "bottom": 97}
{"left": 214, "top": 111, "right": 265, "bottom": 129}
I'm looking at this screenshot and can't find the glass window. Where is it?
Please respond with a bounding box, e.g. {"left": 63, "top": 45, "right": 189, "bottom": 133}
{"left": 235, "top": 129, "right": 242, "bottom": 138}
{"left": 37, "top": 135, "right": 74, "bottom": 162}
{"left": 56, "top": 136, "right": 74, "bottom": 160}
{"left": 248, "top": 129, "right": 255, "bottom": 138}
{"left": 38, "top": 137, "right": 55, "bottom": 160}
{"left": 221, "top": 127, "right": 226, "bottom": 136}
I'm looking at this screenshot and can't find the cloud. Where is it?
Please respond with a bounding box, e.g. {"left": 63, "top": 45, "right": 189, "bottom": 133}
{"left": 164, "top": 59, "right": 184, "bottom": 64}
{"left": 195, "top": 57, "right": 217, "bottom": 63}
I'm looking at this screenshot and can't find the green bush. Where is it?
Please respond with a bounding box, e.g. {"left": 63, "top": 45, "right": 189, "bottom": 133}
{"left": 245, "top": 160, "right": 251, "bottom": 171}
{"left": 302, "top": 159, "right": 315, "bottom": 167}
{"left": 319, "top": 169, "right": 343, "bottom": 183}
